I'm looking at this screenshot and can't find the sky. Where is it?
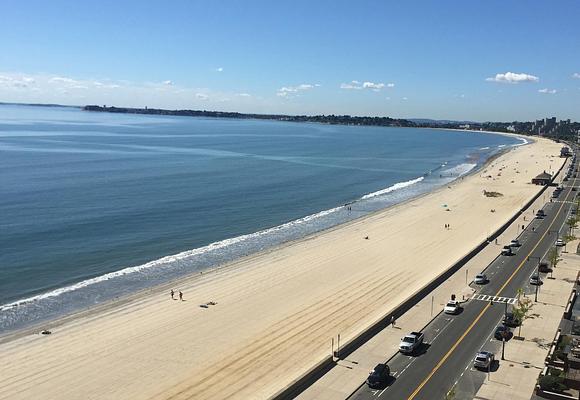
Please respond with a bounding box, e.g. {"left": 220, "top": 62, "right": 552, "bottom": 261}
{"left": 1, "top": 0, "right": 579, "bottom": 121}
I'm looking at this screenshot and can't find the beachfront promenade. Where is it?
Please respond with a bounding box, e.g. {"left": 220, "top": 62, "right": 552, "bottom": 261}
{"left": 332, "top": 150, "right": 576, "bottom": 399}
{"left": 0, "top": 138, "right": 564, "bottom": 400}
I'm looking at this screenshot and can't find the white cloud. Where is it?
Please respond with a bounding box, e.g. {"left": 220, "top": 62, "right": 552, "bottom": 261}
{"left": 573, "top": 73, "right": 580, "bottom": 79}
{"left": 236, "top": 93, "right": 251, "bottom": 97}
{"left": 538, "top": 88, "right": 557, "bottom": 94}
{"left": 216, "top": 67, "right": 224, "bottom": 72}
{"left": 276, "top": 83, "right": 318, "bottom": 97}
{"left": 162, "top": 80, "right": 174, "bottom": 86}
{"left": 195, "top": 93, "right": 209, "bottom": 100}
{"left": 0, "top": 74, "right": 36, "bottom": 88}
{"left": 340, "top": 80, "right": 393, "bottom": 91}
{"left": 402, "top": 97, "right": 408, "bottom": 100}
{"left": 485, "top": 72, "right": 539, "bottom": 84}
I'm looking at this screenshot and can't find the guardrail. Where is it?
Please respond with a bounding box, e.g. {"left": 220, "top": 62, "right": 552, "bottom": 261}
{"left": 270, "top": 146, "right": 568, "bottom": 400}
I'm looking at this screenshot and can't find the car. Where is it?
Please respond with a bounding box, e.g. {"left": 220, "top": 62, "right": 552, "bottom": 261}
{"left": 474, "top": 351, "right": 495, "bottom": 370}
{"left": 530, "top": 274, "right": 543, "bottom": 285}
{"left": 474, "top": 273, "right": 488, "bottom": 284}
{"left": 572, "top": 208, "right": 577, "bottom": 215}
{"left": 556, "top": 238, "right": 565, "bottom": 247}
{"left": 503, "top": 312, "right": 521, "bottom": 327}
{"left": 536, "top": 210, "right": 546, "bottom": 219}
{"left": 509, "top": 239, "right": 521, "bottom": 247}
{"left": 399, "top": 331, "right": 424, "bottom": 354}
{"left": 366, "top": 363, "right": 390, "bottom": 388}
{"left": 539, "top": 261, "right": 551, "bottom": 273}
{"left": 564, "top": 177, "right": 569, "bottom": 182}
{"left": 501, "top": 246, "right": 514, "bottom": 256}
{"left": 444, "top": 300, "right": 461, "bottom": 314}
{"left": 494, "top": 325, "right": 511, "bottom": 340}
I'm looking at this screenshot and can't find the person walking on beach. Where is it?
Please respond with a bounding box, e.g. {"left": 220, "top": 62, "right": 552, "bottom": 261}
{"left": 179, "top": 291, "right": 183, "bottom": 301}
{"left": 170, "top": 289, "right": 174, "bottom": 300}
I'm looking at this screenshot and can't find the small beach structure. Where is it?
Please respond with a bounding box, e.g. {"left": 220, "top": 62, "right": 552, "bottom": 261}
{"left": 531, "top": 171, "right": 552, "bottom": 185}
{"left": 561, "top": 146, "right": 572, "bottom": 157}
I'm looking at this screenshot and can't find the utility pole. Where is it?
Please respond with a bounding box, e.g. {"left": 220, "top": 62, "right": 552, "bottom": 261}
{"left": 501, "top": 337, "right": 506, "bottom": 360}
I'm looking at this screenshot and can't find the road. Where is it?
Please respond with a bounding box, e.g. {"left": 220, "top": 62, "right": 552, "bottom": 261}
{"left": 348, "top": 154, "right": 577, "bottom": 400}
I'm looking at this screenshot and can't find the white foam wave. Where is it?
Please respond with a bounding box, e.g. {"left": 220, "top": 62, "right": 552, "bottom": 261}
{"left": 441, "top": 163, "right": 477, "bottom": 177}
{"left": 361, "top": 176, "right": 425, "bottom": 200}
{"left": 0, "top": 205, "right": 343, "bottom": 312}
{"left": 479, "top": 146, "right": 490, "bottom": 150}
{"left": 513, "top": 137, "right": 529, "bottom": 146}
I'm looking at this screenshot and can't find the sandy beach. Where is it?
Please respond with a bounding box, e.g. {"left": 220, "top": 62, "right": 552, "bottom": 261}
{"left": 0, "top": 136, "right": 564, "bottom": 400}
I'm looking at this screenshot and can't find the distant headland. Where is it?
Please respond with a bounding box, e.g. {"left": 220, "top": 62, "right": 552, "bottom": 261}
{"left": 82, "top": 105, "right": 579, "bottom": 140}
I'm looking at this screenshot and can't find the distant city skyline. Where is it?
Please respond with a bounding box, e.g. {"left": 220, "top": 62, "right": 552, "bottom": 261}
{"left": 1, "top": 0, "right": 579, "bottom": 121}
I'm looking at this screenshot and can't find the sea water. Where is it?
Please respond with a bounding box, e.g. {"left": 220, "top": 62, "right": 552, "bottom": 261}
{"left": 0, "top": 105, "right": 523, "bottom": 332}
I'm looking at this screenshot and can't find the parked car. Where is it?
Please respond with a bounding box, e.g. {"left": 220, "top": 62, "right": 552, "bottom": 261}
{"left": 494, "top": 325, "right": 511, "bottom": 340}
{"left": 530, "top": 274, "right": 543, "bottom": 285}
{"left": 536, "top": 210, "right": 546, "bottom": 219}
{"left": 509, "top": 239, "right": 521, "bottom": 247}
{"left": 473, "top": 351, "right": 495, "bottom": 370}
{"left": 556, "top": 238, "right": 565, "bottom": 247}
{"left": 539, "top": 261, "right": 551, "bottom": 273}
{"left": 399, "top": 332, "right": 424, "bottom": 354}
{"left": 444, "top": 300, "right": 461, "bottom": 315}
{"left": 503, "top": 312, "right": 521, "bottom": 327}
{"left": 501, "top": 246, "right": 514, "bottom": 256}
{"left": 474, "top": 273, "right": 488, "bottom": 284}
{"left": 366, "top": 363, "right": 390, "bottom": 388}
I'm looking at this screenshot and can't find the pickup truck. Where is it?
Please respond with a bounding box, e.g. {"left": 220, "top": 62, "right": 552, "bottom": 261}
{"left": 399, "top": 331, "right": 424, "bottom": 354}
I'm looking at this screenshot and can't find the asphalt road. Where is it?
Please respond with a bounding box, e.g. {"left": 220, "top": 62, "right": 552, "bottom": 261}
{"left": 349, "top": 154, "right": 578, "bottom": 400}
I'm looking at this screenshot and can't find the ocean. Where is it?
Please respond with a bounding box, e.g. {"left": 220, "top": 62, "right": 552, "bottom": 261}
{"left": 0, "top": 105, "right": 523, "bottom": 332}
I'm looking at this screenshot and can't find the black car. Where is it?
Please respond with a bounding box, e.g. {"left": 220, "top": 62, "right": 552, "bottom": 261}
{"left": 503, "top": 312, "right": 521, "bottom": 327}
{"left": 539, "top": 261, "right": 551, "bottom": 273}
{"left": 494, "top": 325, "right": 511, "bottom": 340}
{"left": 366, "top": 363, "right": 390, "bottom": 388}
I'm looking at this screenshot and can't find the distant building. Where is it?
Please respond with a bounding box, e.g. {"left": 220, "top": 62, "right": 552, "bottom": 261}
{"left": 532, "top": 171, "right": 552, "bottom": 185}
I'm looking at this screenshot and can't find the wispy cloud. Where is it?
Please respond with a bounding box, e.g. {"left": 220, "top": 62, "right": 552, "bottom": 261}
{"left": 162, "top": 80, "right": 174, "bottom": 86}
{"left": 236, "top": 93, "right": 251, "bottom": 97}
{"left": 573, "top": 73, "right": 580, "bottom": 79}
{"left": 485, "top": 72, "right": 539, "bottom": 84}
{"left": 538, "top": 88, "right": 557, "bottom": 94}
{"left": 277, "top": 83, "right": 319, "bottom": 98}
{"left": 216, "top": 67, "right": 224, "bottom": 72}
{"left": 340, "top": 80, "right": 394, "bottom": 92}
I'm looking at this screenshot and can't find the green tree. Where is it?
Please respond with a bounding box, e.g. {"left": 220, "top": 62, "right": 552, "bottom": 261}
{"left": 549, "top": 247, "right": 562, "bottom": 269}
{"left": 512, "top": 292, "right": 534, "bottom": 338}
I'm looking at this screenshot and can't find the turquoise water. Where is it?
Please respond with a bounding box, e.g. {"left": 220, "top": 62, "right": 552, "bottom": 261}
{"left": 0, "top": 105, "right": 523, "bottom": 331}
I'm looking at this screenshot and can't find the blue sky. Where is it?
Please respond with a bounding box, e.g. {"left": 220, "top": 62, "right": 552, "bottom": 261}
{"left": 1, "top": 0, "right": 579, "bottom": 121}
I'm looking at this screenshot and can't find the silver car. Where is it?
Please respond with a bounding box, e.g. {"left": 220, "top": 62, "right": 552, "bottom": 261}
{"left": 474, "top": 273, "right": 487, "bottom": 284}
{"left": 474, "top": 351, "right": 495, "bottom": 369}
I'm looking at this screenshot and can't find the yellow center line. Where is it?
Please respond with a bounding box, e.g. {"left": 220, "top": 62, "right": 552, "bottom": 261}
{"left": 407, "top": 171, "right": 574, "bottom": 400}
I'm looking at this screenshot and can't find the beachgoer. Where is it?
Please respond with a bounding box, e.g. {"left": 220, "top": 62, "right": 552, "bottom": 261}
{"left": 170, "top": 289, "right": 174, "bottom": 300}
{"left": 179, "top": 291, "right": 183, "bottom": 301}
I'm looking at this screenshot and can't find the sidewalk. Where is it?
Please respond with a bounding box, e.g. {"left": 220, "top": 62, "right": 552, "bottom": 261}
{"left": 297, "top": 173, "right": 567, "bottom": 400}
{"left": 472, "top": 240, "right": 580, "bottom": 400}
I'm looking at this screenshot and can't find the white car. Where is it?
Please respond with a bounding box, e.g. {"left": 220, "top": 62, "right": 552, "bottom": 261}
{"left": 556, "top": 238, "right": 565, "bottom": 247}
{"left": 444, "top": 300, "right": 461, "bottom": 314}
{"left": 474, "top": 273, "right": 488, "bottom": 284}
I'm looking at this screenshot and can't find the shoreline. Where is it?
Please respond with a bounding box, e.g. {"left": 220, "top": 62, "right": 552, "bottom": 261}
{"left": 0, "top": 136, "right": 562, "bottom": 400}
{"left": 0, "top": 136, "right": 516, "bottom": 339}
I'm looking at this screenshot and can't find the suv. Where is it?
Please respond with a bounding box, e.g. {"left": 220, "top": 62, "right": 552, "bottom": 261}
{"left": 399, "top": 332, "right": 424, "bottom": 354}
{"left": 366, "top": 363, "right": 390, "bottom": 388}
{"left": 536, "top": 210, "right": 546, "bottom": 219}
{"left": 473, "top": 351, "right": 495, "bottom": 370}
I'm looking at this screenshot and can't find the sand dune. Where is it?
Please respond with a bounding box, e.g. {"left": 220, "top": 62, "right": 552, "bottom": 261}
{"left": 0, "top": 136, "right": 563, "bottom": 400}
